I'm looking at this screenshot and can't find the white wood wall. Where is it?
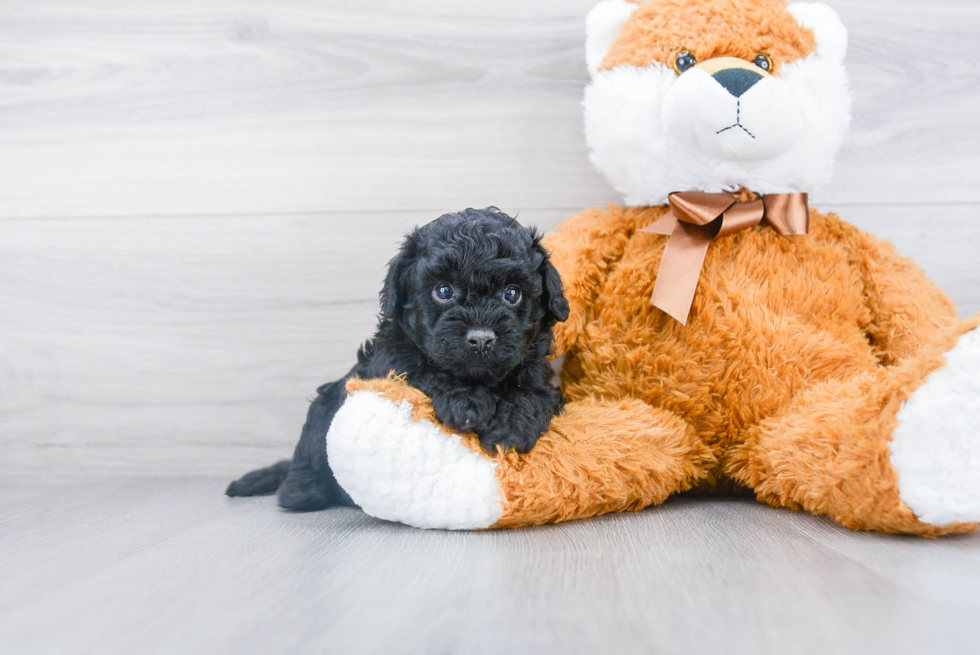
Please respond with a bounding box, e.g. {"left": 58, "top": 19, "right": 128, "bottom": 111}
{"left": 2, "top": 0, "right": 979, "bottom": 479}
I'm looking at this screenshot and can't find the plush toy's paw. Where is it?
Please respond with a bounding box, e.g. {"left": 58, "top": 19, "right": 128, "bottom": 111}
{"left": 891, "top": 328, "right": 980, "bottom": 526}
{"left": 327, "top": 381, "right": 503, "bottom": 530}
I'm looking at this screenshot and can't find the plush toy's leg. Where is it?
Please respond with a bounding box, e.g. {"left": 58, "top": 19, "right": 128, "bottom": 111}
{"left": 328, "top": 377, "right": 713, "bottom": 529}
{"left": 489, "top": 396, "right": 714, "bottom": 528}
{"left": 890, "top": 327, "right": 980, "bottom": 526}
{"left": 730, "top": 321, "right": 980, "bottom": 536}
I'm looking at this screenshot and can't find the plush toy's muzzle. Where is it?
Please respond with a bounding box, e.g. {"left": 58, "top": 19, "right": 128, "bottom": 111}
{"left": 662, "top": 56, "right": 804, "bottom": 161}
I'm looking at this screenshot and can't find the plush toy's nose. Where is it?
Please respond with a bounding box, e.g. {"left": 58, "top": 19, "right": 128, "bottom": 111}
{"left": 712, "top": 67, "right": 763, "bottom": 98}
{"left": 694, "top": 56, "right": 769, "bottom": 98}
{"left": 466, "top": 328, "right": 496, "bottom": 353}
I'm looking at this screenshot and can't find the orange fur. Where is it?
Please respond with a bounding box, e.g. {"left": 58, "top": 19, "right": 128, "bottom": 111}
{"left": 542, "top": 205, "right": 979, "bottom": 535}
{"left": 602, "top": 0, "right": 816, "bottom": 73}
{"left": 491, "top": 397, "right": 714, "bottom": 528}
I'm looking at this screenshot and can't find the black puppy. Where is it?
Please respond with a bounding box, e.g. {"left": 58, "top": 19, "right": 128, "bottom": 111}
{"left": 227, "top": 207, "right": 569, "bottom": 511}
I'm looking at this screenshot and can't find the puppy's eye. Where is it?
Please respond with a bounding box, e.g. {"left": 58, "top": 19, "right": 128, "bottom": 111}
{"left": 501, "top": 286, "right": 522, "bottom": 307}
{"left": 432, "top": 284, "right": 454, "bottom": 303}
{"left": 752, "top": 53, "right": 773, "bottom": 72}
{"left": 673, "top": 50, "right": 697, "bottom": 75}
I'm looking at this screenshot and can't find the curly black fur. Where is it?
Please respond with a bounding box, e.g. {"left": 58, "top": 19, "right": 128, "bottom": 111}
{"left": 226, "top": 207, "right": 569, "bottom": 511}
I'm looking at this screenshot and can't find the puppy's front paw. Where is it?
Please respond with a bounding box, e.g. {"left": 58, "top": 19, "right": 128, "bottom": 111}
{"left": 432, "top": 386, "right": 496, "bottom": 434}
{"left": 479, "top": 409, "right": 546, "bottom": 453}
{"left": 478, "top": 388, "right": 562, "bottom": 454}
{"left": 479, "top": 428, "right": 539, "bottom": 454}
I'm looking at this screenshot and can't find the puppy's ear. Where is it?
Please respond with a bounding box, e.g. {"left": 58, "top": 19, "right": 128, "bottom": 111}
{"left": 380, "top": 229, "right": 420, "bottom": 319}
{"left": 535, "top": 239, "right": 570, "bottom": 323}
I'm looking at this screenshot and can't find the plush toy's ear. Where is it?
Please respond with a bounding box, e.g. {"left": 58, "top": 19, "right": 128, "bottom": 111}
{"left": 380, "top": 229, "right": 420, "bottom": 319}
{"left": 788, "top": 3, "right": 848, "bottom": 63}
{"left": 534, "top": 242, "right": 570, "bottom": 323}
{"left": 586, "top": 0, "right": 639, "bottom": 77}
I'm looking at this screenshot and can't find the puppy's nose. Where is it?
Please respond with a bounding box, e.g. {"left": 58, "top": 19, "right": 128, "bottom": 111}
{"left": 466, "top": 328, "right": 496, "bottom": 353}
{"left": 712, "top": 67, "right": 763, "bottom": 98}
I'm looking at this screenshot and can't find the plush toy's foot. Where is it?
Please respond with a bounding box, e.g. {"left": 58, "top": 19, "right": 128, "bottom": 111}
{"left": 891, "top": 328, "right": 980, "bottom": 526}
{"left": 734, "top": 320, "right": 980, "bottom": 536}
{"left": 328, "top": 377, "right": 713, "bottom": 530}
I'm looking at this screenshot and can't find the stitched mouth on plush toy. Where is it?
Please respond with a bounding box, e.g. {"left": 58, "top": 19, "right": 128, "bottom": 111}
{"left": 716, "top": 99, "right": 755, "bottom": 139}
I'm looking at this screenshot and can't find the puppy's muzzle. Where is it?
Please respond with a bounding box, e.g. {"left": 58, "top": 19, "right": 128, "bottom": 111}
{"left": 466, "top": 328, "right": 497, "bottom": 353}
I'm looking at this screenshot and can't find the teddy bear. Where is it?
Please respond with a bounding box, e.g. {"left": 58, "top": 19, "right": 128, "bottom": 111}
{"left": 325, "top": 0, "right": 980, "bottom": 536}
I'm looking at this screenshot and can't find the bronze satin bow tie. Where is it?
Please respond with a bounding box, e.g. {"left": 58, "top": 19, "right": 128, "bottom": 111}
{"left": 639, "top": 190, "right": 810, "bottom": 325}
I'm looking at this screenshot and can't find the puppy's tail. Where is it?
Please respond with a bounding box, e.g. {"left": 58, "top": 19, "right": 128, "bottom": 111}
{"left": 225, "top": 460, "right": 292, "bottom": 497}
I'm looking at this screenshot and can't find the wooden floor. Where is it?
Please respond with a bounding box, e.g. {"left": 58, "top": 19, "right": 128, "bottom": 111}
{"left": 1, "top": 479, "right": 979, "bottom": 655}
{"left": 3, "top": 1, "right": 980, "bottom": 652}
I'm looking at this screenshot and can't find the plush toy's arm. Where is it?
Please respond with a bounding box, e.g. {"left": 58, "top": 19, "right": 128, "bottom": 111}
{"left": 834, "top": 214, "right": 959, "bottom": 365}
{"left": 329, "top": 377, "right": 714, "bottom": 530}
{"left": 542, "top": 205, "right": 640, "bottom": 356}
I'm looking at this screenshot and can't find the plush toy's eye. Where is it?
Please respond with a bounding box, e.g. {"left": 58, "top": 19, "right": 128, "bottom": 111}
{"left": 433, "top": 284, "right": 454, "bottom": 303}
{"left": 673, "top": 50, "right": 697, "bottom": 74}
{"left": 501, "top": 286, "right": 522, "bottom": 307}
{"left": 752, "top": 53, "right": 773, "bottom": 72}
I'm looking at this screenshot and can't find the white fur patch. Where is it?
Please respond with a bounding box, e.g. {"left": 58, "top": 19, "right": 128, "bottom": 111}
{"left": 583, "top": 5, "right": 851, "bottom": 204}
{"left": 327, "top": 391, "right": 504, "bottom": 530}
{"left": 891, "top": 330, "right": 980, "bottom": 526}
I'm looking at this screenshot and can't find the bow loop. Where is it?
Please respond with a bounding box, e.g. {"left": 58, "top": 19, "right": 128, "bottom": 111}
{"left": 716, "top": 198, "right": 765, "bottom": 239}
{"left": 762, "top": 193, "right": 810, "bottom": 235}
{"left": 669, "top": 191, "right": 737, "bottom": 226}
{"left": 639, "top": 190, "right": 809, "bottom": 324}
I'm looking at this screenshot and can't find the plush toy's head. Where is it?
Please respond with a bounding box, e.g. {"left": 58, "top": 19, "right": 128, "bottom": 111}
{"left": 584, "top": 0, "right": 850, "bottom": 205}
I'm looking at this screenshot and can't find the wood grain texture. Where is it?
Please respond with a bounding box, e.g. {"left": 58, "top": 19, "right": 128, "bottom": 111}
{"left": 1, "top": 480, "right": 979, "bottom": 654}
{"left": 1, "top": 0, "right": 980, "bottom": 220}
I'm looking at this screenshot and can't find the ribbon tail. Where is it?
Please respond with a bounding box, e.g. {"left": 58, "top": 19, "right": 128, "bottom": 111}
{"left": 638, "top": 211, "right": 677, "bottom": 236}
{"left": 650, "top": 222, "right": 712, "bottom": 325}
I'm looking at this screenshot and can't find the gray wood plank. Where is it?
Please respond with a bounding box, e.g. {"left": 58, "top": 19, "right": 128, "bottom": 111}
{"left": 0, "top": 480, "right": 978, "bottom": 654}
{"left": 1, "top": 0, "right": 979, "bottom": 220}
{"left": 0, "top": 0, "right": 612, "bottom": 219}
{"left": 2, "top": 204, "right": 978, "bottom": 478}
{"left": 0, "top": 479, "right": 234, "bottom": 614}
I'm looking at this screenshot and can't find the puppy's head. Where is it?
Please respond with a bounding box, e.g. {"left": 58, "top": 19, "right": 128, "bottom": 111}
{"left": 380, "top": 208, "right": 568, "bottom": 384}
